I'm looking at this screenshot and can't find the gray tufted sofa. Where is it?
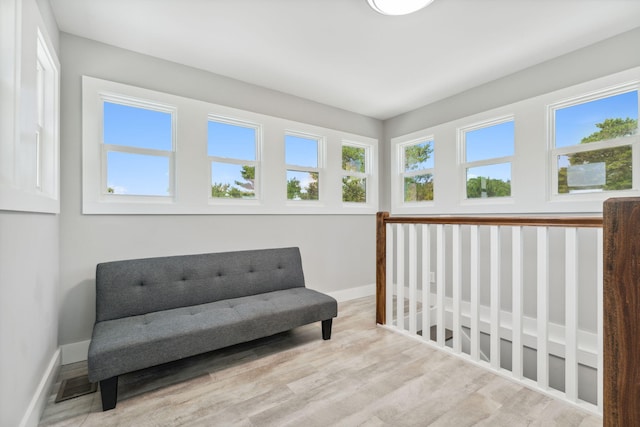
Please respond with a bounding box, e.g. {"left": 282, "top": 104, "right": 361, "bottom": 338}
{"left": 87, "top": 247, "right": 337, "bottom": 411}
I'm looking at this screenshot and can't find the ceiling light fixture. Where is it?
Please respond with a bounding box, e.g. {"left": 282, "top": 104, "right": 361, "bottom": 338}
{"left": 367, "top": 0, "right": 435, "bottom": 16}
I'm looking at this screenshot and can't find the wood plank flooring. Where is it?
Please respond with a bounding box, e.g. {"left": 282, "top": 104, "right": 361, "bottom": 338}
{"left": 39, "top": 297, "right": 602, "bottom": 426}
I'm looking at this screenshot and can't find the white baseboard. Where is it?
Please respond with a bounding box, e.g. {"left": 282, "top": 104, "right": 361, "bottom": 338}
{"left": 327, "top": 283, "right": 375, "bottom": 302}
{"left": 19, "top": 348, "right": 60, "bottom": 427}
{"left": 61, "top": 339, "right": 90, "bottom": 365}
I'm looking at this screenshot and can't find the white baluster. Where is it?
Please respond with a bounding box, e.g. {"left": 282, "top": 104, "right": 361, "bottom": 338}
{"left": 409, "top": 224, "right": 417, "bottom": 335}
{"left": 597, "top": 227, "right": 603, "bottom": 413}
{"left": 452, "top": 224, "right": 462, "bottom": 353}
{"left": 386, "top": 223, "right": 394, "bottom": 326}
{"left": 397, "top": 224, "right": 405, "bottom": 331}
{"left": 436, "top": 224, "right": 445, "bottom": 347}
{"left": 470, "top": 225, "right": 480, "bottom": 361}
{"left": 512, "top": 226, "right": 523, "bottom": 380}
{"left": 537, "top": 227, "right": 549, "bottom": 389}
{"left": 422, "top": 224, "right": 431, "bottom": 341}
{"left": 565, "top": 227, "right": 578, "bottom": 401}
{"left": 490, "top": 226, "right": 501, "bottom": 370}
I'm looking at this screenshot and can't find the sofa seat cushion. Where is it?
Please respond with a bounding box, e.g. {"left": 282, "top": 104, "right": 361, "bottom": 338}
{"left": 88, "top": 287, "right": 337, "bottom": 382}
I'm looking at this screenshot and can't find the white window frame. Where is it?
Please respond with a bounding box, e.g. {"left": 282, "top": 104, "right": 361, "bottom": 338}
{"left": 389, "top": 67, "right": 640, "bottom": 215}
{"left": 34, "top": 28, "right": 60, "bottom": 201}
{"left": 459, "top": 115, "right": 514, "bottom": 203}
{"left": 99, "top": 94, "right": 176, "bottom": 202}
{"left": 285, "top": 130, "right": 325, "bottom": 204}
{"left": 83, "top": 76, "right": 377, "bottom": 215}
{"left": 397, "top": 136, "right": 435, "bottom": 208}
{"left": 0, "top": 5, "right": 60, "bottom": 214}
{"left": 341, "top": 140, "right": 371, "bottom": 205}
{"left": 208, "top": 115, "right": 262, "bottom": 204}
{"left": 548, "top": 83, "right": 640, "bottom": 201}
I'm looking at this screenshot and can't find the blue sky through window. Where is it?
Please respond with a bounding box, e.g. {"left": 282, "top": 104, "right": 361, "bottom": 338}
{"left": 106, "top": 152, "right": 170, "bottom": 195}
{"left": 465, "top": 121, "right": 514, "bottom": 163}
{"left": 286, "top": 135, "right": 318, "bottom": 167}
{"left": 466, "top": 163, "right": 511, "bottom": 183}
{"left": 103, "top": 102, "right": 172, "bottom": 150}
{"left": 555, "top": 91, "right": 638, "bottom": 148}
{"left": 208, "top": 120, "right": 256, "bottom": 159}
{"left": 103, "top": 89, "right": 637, "bottom": 198}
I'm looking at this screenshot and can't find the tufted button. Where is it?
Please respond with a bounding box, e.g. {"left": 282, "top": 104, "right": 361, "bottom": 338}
{"left": 139, "top": 281, "right": 145, "bottom": 287}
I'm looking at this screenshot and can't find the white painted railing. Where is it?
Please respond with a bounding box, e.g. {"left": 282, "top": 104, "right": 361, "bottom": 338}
{"left": 376, "top": 213, "right": 603, "bottom": 415}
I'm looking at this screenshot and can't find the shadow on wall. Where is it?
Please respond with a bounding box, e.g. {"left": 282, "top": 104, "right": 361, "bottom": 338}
{"left": 58, "top": 279, "right": 96, "bottom": 349}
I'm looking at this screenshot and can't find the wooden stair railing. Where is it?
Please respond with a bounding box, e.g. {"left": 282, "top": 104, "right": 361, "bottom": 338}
{"left": 603, "top": 197, "right": 640, "bottom": 427}
{"left": 375, "top": 211, "right": 602, "bottom": 326}
{"left": 376, "top": 200, "right": 640, "bottom": 423}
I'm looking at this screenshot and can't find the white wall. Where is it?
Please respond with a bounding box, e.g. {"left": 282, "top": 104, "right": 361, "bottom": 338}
{"left": 381, "top": 27, "right": 640, "bottom": 211}
{"left": 380, "top": 28, "right": 640, "bottom": 406}
{"left": 0, "top": 212, "right": 59, "bottom": 427}
{"left": 0, "top": 1, "right": 61, "bottom": 425}
{"left": 58, "top": 34, "right": 382, "bottom": 352}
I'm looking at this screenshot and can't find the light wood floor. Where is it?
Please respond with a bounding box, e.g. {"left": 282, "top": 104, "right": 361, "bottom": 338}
{"left": 40, "top": 297, "right": 602, "bottom": 426}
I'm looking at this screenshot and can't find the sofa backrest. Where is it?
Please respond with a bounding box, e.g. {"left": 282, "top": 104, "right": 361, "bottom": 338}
{"left": 95, "top": 247, "right": 305, "bottom": 322}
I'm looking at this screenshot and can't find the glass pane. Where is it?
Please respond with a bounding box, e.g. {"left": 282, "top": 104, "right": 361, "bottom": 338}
{"left": 106, "top": 152, "right": 170, "bottom": 196}
{"left": 404, "top": 140, "right": 434, "bottom": 172}
{"left": 557, "top": 146, "right": 632, "bottom": 194}
{"left": 342, "top": 145, "right": 366, "bottom": 173}
{"left": 286, "top": 135, "right": 318, "bottom": 167}
{"left": 208, "top": 120, "right": 256, "bottom": 160}
{"left": 342, "top": 176, "right": 366, "bottom": 203}
{"left": 103, "top": 102, "right": 172, "bottom": 150}
{"left": 465, "top": 121, "right": 514, "bottom": 162}
{"left": 404, "top": 174, "right": 433, "bottom": 202}
{"left": 287, "top": 170, "right": 319, "bottom": 200}
{"left": 555, "top": 91, "right": 638, "bottom": 148}
{"left": 466, "top": 163, "right": 511, "bottom": 198}
{"left": 211, "top": 162, "right": 255, "bottom": 199}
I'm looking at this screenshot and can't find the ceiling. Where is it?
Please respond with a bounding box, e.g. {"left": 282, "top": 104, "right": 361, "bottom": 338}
{"left": 50, "top": 0, "right": 640, "bottom": 120}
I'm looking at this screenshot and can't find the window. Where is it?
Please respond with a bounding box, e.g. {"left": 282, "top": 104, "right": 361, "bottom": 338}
{"left": 83, "top": 76, "right": 377, "bottom": 214}
{"left": 208, "top": 117, "right": 260, "bottom": 200}
{"left": 285, "top": 132, "right": 322, "bottom": 201}
{"left": 34, "top": 29, "right": 59, "bottom": 198}
{"left": 401, "top": 138, "right": 434, "bottom": 203}
{"left": 551, "top": 88, "right": 638, "bottom": 195}
{"left": 460, "top": 118, "right": 514, "bottom": 199}
{"left": 101, "top": 98, "right": 175, "bottom": 198}
{"left": 342, "top": 142, "right": 370, "bottom": 203}
{"left": 0, "top": 17, "right": 60, "bottom": 213}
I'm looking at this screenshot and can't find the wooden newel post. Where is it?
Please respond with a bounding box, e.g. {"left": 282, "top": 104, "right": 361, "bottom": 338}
{"left": 376, "top": 212, "right": 389, "bottom": 325}
{"left": 603, "top": 197, "right": 640, "bottom": 426}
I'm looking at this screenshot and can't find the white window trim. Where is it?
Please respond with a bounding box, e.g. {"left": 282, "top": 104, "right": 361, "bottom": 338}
{"left": 341, "top": 140, "right": 372, "bottom": 206}
{"left": 389, "top": 66, "right": 640, "bottom": 215}
{"left": 0, "top": 6, "right": 60, "bottom": 214}
{"left": 548, "top": 83, "right": 639, "bottom": 201}
{"left": 392, "top": 136, "right": 435, "bottom": 211}
{"left": 99, "top": 93, "right": 177, "bottom": 201}
{"left": 208, "top": 115, "right": 262, "bottom": 204}
{"left": 82, "top": 76, "right": 378, "bottom": 215}
{"left": 285, "top": 130, "right": 325, "bottom": 206}
{"left": 458, "top": 115, "right": 514, "bottom": 204}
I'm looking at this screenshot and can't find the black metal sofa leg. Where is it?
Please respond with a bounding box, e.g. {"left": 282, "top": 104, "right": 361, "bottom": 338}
{"left": 100, "top": 376, "right": 118, "bottom": 411}
{"left": 322, "top": 319, "right": 333, "bottom": 340}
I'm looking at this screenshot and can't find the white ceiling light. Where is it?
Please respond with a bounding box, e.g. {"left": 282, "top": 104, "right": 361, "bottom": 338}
{"left": 367, "top": 0, "right": 435, "bottom": 16}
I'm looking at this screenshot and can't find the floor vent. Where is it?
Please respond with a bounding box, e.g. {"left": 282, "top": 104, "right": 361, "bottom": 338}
{"left": 55, "top": 375, "right": 97, "bottom": 403}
